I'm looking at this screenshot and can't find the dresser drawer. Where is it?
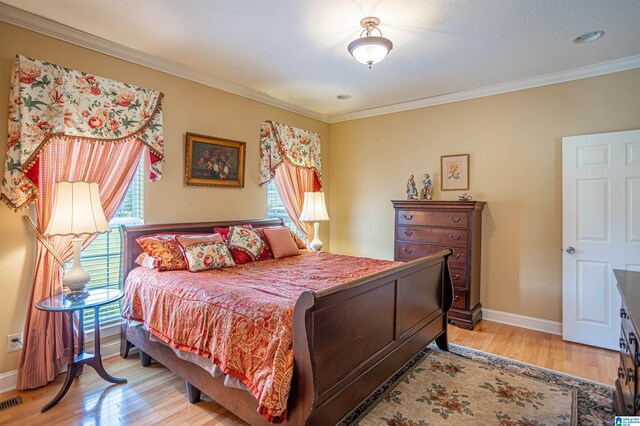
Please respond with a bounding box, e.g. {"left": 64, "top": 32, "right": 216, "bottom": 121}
{"left": 619, "top": 357, "right": 635, "bottom": 414}
{"left": 452, "top": 289, "right": 467, "bottom": 309}
{"left": 450, "top": 267, "right": 468, "bottom": 289}
{"left": 395, "top": 242, "right": 450, "bottom": 261}
{"left": 397, "top": 226, "right": 468, "bottom": 247}
{"left": 622, "top": 304, "right": 639, "bottom": 362}
{"left": 397, "top": 210, "right": 467, "bottom": 228}
{"left": 448, "top": 249, "right": 468, "bottom": 269}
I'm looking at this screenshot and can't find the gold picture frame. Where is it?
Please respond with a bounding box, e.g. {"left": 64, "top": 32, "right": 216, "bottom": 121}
{"left": 185, "top": 132, "right": 246, "bottom": 188}
{"left": 441, "top": 154, "right": 469, "bottom": 191}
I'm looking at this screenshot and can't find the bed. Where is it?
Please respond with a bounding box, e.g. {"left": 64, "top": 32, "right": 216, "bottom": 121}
{"left": 119, "top": 218, "right": 453, "bottom": 425}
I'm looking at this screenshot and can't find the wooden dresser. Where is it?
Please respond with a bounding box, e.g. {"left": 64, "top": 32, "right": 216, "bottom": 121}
{"left": 615, "top": 269, "right": 640, "bottom": 416}
{"left": 392, "top": 200, "right": 486, "bottom": 330}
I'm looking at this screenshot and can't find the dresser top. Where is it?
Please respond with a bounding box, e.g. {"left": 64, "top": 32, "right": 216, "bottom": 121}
{"left": 392, "top": 200, "right": 486, "bottom": 210}
{"left": 615, "top": 269, "right": 640, "bottom": 333}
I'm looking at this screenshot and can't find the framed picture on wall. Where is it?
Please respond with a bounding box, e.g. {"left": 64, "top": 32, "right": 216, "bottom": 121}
{"left": 441, "top": 154, "right": 469, "bottom": 191}
{"left": 185, "top": 132, "right": 246, "bottom": 187}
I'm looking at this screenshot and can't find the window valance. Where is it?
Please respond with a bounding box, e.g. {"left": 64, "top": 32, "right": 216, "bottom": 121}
{"left": 1, "top": 55, "right": 164, "bottom": 211}
{"left": 259, "top": 120, "right": 321, "bottom": 188}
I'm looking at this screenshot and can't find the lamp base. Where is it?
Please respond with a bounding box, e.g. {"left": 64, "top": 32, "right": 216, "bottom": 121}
{"left": 309, "top": 222, "right": 323, "bottom": 251}
{"left": 63, "top": 238, "right": 91, "bottom": 296}
{"left": 65, "top": 290, "right": 90, "bottom": 301}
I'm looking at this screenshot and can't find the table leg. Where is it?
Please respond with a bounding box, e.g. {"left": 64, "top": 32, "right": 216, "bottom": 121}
{"left": 89, "top": 306, "right": 127, "bottom": 384}
{"left": 41, "top": 311, "right": 78, "bottom": 412}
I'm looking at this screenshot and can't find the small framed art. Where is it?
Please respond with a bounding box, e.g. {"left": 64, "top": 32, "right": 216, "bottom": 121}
{"left": 441, "top": 154, "right": 469, "bottom": 191}
{"left": 185, "top": 132, "right": 246, "bottom": 188}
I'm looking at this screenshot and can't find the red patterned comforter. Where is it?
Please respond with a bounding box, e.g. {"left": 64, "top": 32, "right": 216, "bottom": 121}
{"left": 122, "top": 250, "right": 400, "bottom": 423}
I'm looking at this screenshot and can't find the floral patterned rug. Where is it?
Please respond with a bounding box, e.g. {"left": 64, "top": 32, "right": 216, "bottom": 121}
{"left": 341, "top": 344, "right": 614, "bottom": 425}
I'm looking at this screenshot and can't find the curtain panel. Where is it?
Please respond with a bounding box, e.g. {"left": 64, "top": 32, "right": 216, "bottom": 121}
{"left": 0, "top": 55, "right": 164, "bottom": 389}
{"left": 259, "top": 121, "right": 322, "bottom": 239}
{"left": 1, "top": 55, "right": 164, "bottom": 211}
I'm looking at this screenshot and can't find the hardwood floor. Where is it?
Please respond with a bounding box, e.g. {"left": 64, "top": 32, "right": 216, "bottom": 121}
{"left": 0, "top": 321, "right": 617, "bottom": 425}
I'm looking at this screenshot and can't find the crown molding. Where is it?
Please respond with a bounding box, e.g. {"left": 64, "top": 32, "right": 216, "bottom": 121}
{"left": 328, "top": 54, "right": 640, "bottom": 123}
{"left": 2, "top": 3, "right": 638, "bottom": 125}
{"left": 0, "top": 3, "right": 330, "bottom": 123}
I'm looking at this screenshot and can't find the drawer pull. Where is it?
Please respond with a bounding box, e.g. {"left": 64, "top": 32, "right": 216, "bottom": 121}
{"left": 631, "top": 332, "right": 637, "bottom": 346}
{"left": 403, "top": 214, "right": 413, "bottom": 220}
{"left": 621, "top": 338, "right": 627, "bottom": 350}
{"left": 449, "top": 234, "right": 461, "bottom": 240}
{"left": 628, "top": 368, "right": 635, "bottom": 382}
{"left": 636, "top": 352, "right": 640, "bottom": 366}
{"left": 454, "top": 295, "right": 460, "bottom": 301}
{"left": 403, "top": 248, "right": 413, "bottom": 254}
{"left": 452, "top": 274, "right": 460, "bottom": 280}
{"left": 619, "top": 367, "right": 625, "bottom": 379}
{"left": 449, "top": 217, "right": 461, "bottom": 223}
{"left": 453, "top": 254, "right": 461, "bottom": 259}
{"left": 404, "top": 231, "right": 413, "bottom": 236}
{"left": 622, "top": 308, "right": 629, "bottom": 319}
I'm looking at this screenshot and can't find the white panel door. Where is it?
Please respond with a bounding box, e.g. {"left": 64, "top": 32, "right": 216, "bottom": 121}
{"left": 563, "top": 129, "right": 640, "bottom": 350}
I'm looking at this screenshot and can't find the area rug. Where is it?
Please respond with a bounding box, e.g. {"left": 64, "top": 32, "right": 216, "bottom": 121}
{"left": 342, "top": 344, "right": 614, "bottom": 425}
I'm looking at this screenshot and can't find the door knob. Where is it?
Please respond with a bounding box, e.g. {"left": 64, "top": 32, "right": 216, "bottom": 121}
{"left": 565, "top": 246, "right": 576, "bottom": 254}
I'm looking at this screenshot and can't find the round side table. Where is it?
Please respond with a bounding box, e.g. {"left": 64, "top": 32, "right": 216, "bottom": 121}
{"left": 35, "top": 288, "right": 127, "bottom": 412}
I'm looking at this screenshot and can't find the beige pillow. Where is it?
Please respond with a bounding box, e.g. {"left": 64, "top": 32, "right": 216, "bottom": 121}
{"left": 135, "top": 252, "right": 158, "bottom": 269}
{"left": 263, "top": 227, "right": 300, "bottom": 259}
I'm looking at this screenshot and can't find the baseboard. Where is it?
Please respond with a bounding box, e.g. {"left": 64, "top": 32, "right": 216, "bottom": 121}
{"left": 0, "top": 337, "right": 122, "bottom": 394}
{"left": 0, "top": 369, "right": 17, "bottom": 394}
{"left": 482, "top": 308, "right": 562, "bottom": 335}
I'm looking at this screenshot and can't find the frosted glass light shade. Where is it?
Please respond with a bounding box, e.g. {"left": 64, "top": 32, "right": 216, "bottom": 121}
{"left": 348, "top": 36, "right": 393, "bottom": 66}
{"left": 299, "top": 192, "right": 330, "bottom": 222}
{"left": 45, "top": 181, "right": 110, "bottom": 236}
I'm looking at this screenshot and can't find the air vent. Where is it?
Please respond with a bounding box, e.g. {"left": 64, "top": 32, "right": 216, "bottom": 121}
{"left": 0, "top": 395, "right": 23, "bottom": 411}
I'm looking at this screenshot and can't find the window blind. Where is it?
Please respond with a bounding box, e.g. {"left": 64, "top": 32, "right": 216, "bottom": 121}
{"left": 65, "top": 161, "right": 144, "bottom": 331}
{"left": 266, "top": 180, "right": 303, "bottom": 237}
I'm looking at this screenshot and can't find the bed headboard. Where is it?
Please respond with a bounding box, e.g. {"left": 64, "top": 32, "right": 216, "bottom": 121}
{"left": 120, "top": 218, "right": 284, "bottom": 284}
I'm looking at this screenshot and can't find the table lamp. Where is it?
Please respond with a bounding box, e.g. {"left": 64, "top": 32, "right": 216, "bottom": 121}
{"left": 299, "top": 191, "right": 330, "bottom": 251}
{"left": 44, "top": 182, "right": 110, "bottom": 299}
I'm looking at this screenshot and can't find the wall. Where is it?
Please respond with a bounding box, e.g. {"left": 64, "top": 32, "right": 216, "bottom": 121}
{"left": 0, "top": 21, "right": 330, "bottom": 375}
{"left": 329, "top": 68, "right": 640, "bottom": 324}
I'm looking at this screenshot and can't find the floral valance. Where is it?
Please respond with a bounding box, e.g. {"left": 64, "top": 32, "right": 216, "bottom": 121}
{"left": 1, "top": 55, "right": 164, "bottom": 210}
{"left": 259, "top": 120, "right": 321, "bottom": 187}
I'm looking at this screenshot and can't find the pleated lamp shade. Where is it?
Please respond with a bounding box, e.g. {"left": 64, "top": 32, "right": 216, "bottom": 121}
{"left": 299, "top": 192, "right": 330, "bottom": 222}
{"left": 45, "top": 181, "right": 110, "bottom": 236}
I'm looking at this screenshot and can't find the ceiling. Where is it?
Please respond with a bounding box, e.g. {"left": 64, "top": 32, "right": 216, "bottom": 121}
{"left": 2, "top": 0, "right": 640, "bottom": 122}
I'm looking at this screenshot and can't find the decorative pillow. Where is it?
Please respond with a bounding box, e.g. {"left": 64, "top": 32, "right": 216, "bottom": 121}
{"left": 262, "top": 227, "right": 300, "bottom": 259}
{"left": 227, "top": 226, "right": 265, "bottom": 261}
{"left": 175, "top": 234, "right": 234, "bottom": 272}
{"left": 215, "top": 225, "right": 271, "bottom": 263}
{"left": 136, "top": 234, "right": 187, "bottom": 271}
{"left": 290, "top": 230, "right": 307, "bottom": 250}
{"left": 135, "top": 252, "right": 158, "bottom": 269}
{"left": 253, "top": 228, "right": 274, "bottom": 260}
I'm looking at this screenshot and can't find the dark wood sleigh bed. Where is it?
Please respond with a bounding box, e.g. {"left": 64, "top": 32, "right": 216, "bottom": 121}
{"left": 119, "top": 218, "right": 454, "bottom": 425}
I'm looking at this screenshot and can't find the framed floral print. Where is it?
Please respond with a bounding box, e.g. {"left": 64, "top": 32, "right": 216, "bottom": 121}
{"left": 441, "top": 154, "right": 469, "bottom": 191}
{"left": 185, "top": 133, "right": 246, "bottom": 188}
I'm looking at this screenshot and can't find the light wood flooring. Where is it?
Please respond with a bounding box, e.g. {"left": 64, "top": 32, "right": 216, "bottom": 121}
{"left": 0, "top": 320, "right": 618, "bottom": 425}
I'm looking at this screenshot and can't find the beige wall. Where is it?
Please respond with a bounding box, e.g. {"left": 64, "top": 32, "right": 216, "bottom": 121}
{"left": 0, "top": 22, "right": 330, "bottom": 374}
{"left": 329, "top": 68, "right": 640, "bottom": 324}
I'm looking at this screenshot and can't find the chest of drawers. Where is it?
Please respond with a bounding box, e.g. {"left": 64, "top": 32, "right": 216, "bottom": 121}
{"left": 614, "top": 269, "right": 640, "bottom": 416}
{"left": 392, "top": 200, "right": 486, "bottom": 330}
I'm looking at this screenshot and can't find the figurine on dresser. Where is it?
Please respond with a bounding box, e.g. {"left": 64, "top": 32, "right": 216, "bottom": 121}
{"left": 420, "top": 173, "right": 433, "bottom": 200}
{"left": 406, "top": 174, "right": 418, "bottom": 200}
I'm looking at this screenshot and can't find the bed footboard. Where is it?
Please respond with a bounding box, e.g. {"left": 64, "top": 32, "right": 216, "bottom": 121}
{"left": 289, "top": 249, "right": 453, "bottom": 425}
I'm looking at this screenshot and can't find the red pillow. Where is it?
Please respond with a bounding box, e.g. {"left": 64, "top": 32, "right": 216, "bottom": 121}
{"left": 214, "top": 225, "right": 272, "bottom": 263}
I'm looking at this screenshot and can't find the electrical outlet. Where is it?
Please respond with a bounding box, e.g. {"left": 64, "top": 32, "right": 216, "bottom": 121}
{"left": 7, "top": 333, "right": 23, "bottom": 352}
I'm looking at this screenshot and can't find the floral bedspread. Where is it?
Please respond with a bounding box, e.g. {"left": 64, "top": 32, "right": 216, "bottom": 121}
{"left": 122, "top": 251, "right": 400, "bottom": 423}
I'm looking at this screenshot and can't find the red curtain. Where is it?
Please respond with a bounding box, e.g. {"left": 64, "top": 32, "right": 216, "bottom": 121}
{"left": 17, "top": 137, "right": 144, "bottom": 389}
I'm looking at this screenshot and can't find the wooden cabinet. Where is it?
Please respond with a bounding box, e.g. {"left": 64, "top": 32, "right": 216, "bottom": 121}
{"left": 392, "top": 200, "right": 486, "bottom": 330}
{"left": 614, "top": 269, "right": 640, "bottom": 416}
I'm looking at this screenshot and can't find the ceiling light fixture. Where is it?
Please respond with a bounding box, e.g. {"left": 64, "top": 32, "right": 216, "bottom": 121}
{"left": 336, "top": 94, "right": 352, "bottom": 100}
{"left": 347, "top": 17, "right": 393, "bottom": 69}
{"left": 573, "top": 31, "right": 605, "bottom": 43}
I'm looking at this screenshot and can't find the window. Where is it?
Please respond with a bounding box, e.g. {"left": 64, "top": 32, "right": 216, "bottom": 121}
{"left": 65, "top": 161, "right": 144, "bottom": 330}
{"left": 266, "top": 180, "right": 302, "bottom": 236}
